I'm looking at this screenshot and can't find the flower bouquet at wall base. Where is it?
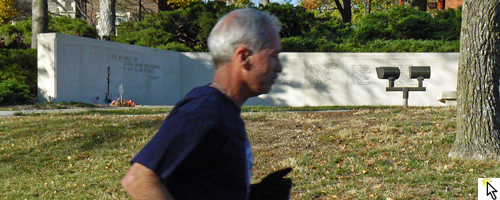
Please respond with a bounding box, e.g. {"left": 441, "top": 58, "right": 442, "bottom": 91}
{"left": 110, "top": 98, "right": 136, "bottom": 107}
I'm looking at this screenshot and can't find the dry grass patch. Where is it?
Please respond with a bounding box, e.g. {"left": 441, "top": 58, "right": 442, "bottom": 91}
{"left": 244, "top": 107, "right": 487, "bottom": 200}
{"left": 0, "top": 106, "right": 495, "bottom": 199}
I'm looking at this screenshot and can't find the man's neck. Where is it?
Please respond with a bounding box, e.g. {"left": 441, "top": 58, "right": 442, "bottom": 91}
{"left": 212, "top": 69, "right": 251, "bottom": 108}
{"left": 210, "top": 81, "right": 248, "bottom": 108}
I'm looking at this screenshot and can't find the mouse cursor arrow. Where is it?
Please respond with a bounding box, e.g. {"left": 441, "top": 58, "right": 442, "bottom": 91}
{"left": 487, "top": 182, "right": 498, "bottom": 200}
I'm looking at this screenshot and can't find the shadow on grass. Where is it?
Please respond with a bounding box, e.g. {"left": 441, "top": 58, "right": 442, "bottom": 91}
{"left": 0, "top": 115, "right": 165, "bottom": 168}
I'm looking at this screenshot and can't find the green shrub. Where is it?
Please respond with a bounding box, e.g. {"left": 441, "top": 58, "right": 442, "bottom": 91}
{"left": 259, "top": 3, "right": 317, "bottom": 38}
{"left": 282, "top": 37, "right": 459, "bottom": 52}
{"left": 344, "top": 39, "right": 460, "bottom": 52}
{"left": 0, "top": 79, "right": 32, "bottom": 105}
{"left": 114, "top": 2, "right": 237, "bottom": 51}
{"left": 281, "top": 37, "right": 317, "bottom": 52}
{"left": 308, "top": 17, "right": 351, "bottom": 43}
{"left": 0, "top": 16, "right": 97, "bottom": 49}
{"left": 114, "top": 2, "right": 324, "bottom": 51}
{"left": 113, "top": 3, "right": 460, "bottom": 53}
{"left": 0, "top": 19, "right": 32, "bottom": 49}
{"left": 157, "top": 42, "right": 194, "bottom": 52}
{"left": 49, "top": 16, "right": 98, "bottom": 38}
{"left": 0, "top": 49, "right": 37, "bottom": 94}
{"left": 353, "top": 5, "right": 461, "bottom": 42}
{"left": 432, "top": 6, "right": 462, "bottom": 40}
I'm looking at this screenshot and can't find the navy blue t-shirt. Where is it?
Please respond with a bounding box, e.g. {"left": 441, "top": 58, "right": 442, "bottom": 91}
{"left": 131, "top": 85, "right": 252, "bottom": 200}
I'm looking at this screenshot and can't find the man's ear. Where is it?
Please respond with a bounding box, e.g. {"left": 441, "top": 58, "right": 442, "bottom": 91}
{"left": 234, "top": 47, "right": 252, "bottom": 68}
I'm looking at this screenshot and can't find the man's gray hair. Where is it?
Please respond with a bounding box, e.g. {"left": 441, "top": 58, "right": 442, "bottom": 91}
{"left": 207, "top": 8, "right": 281, "bottom": 69}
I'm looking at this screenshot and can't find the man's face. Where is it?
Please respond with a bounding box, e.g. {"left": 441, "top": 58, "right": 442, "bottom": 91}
{"left": 246, "top": 28, "right": 282, "bottom": 96}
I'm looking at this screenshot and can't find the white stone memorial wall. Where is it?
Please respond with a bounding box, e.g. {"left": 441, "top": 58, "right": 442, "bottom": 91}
{"left": 38, "top": 33, "right": 181, "bottom": 105}
{"left": 38, "top": 33, "right": 459, "bottom": 106}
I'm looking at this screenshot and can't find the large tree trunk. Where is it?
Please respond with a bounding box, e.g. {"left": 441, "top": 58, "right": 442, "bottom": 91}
{"left": 31, "top": 0, "right": 48, "bottom": 49}
{"left": 448, "top": 0, "right": 500, "bottom": 160}
{"left": 261, "top": 0, "right": 270, "bottom": 6}
{"left": 97, "top": 0, "right": 116, "bottom": 40}
{"left": 333, "top": 0, "right": 351, "bottom": 24}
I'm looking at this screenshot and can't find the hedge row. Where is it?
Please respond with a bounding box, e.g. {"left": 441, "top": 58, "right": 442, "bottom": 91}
{"left": 0, "top": 49, "right": 36, "bottom": 105}
{"left": 113, "top": 3, "right": 461, "bottom": 52}
{"left": 1, "top": 3, "right": 461, "bottom": 52}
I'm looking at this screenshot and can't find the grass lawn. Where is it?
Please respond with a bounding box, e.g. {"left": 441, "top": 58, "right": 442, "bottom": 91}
{"left": 0, "top": 106, "right": 493, "bottom": 199}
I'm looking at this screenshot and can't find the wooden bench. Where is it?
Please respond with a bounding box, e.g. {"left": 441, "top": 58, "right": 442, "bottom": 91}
{"left": 437, "top": 91, "right": 457, "bottom": 106}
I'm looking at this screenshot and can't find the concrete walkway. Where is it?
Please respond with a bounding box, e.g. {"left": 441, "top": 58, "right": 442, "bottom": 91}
{"left": 0, "top": 106, "right": 172, "bottom": 117}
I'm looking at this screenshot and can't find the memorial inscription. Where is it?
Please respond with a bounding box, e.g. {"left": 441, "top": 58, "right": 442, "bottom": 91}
{"left": 276, "top": 71, "right": 291, "bottom": 85}
{"left": 111, "top": 54, "right": 161, "bottom": 75}
{"left": 307, "top": 64, "right": 338, "bottom": 86}
{"left": 350, "top": 65, "right": 377, "bottom": 86}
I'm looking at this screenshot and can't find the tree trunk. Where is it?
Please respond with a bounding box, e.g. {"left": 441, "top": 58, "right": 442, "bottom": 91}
{"left": 448, "top": 0, "right": 500, "bottom": 160}
{"left": 158, "top": 0, "right": 168, "bottom": 11}
{"left": 74, "top": 0, "right": 91, "bottom": 20}
{"left": 31, "top": 0, "right": 48, "bottom": 49}
{"left": 364, "top": 0, "right": 371, "bottom": 15}
{"left": 438, "top": 0, "right": 445, "bottom": 10}
{"left": 158, "top": 0, "right": 176, "bottom": 12}
{"left": 261, "top": 0, "right": 270, "bottom": 6}
{"left": 97, "top": 0, "right": 116, "bottom": 40}
{"left": 334, "top": 0, "right": 351, "bottom": 24}
{"left": 138, "top": 0, "right": 142, "bottom": 21}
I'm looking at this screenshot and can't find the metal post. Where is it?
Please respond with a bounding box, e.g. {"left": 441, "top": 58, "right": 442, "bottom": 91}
{"left": 389, "top": 77, "right": 395, "bottom": 88}
{"left": 403, "top": 87, "right": 409, "bottom": 108}
{"left": 104, "top": 66, "right": 112, "bottom": 103}
{"left": 138, "top": 0, "right": 142, "bottom": 21}
{"left": 417, "top": 76, "right": 424, "bottom": 88}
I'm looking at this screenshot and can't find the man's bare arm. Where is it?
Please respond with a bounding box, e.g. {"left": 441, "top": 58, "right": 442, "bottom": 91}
{"left": 122, "top": 163, "right": 175, "bottom": 200}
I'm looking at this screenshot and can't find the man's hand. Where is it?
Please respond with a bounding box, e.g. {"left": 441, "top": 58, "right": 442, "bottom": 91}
{"left": 249, "top": 168, "right": 293, "bottom": 200}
